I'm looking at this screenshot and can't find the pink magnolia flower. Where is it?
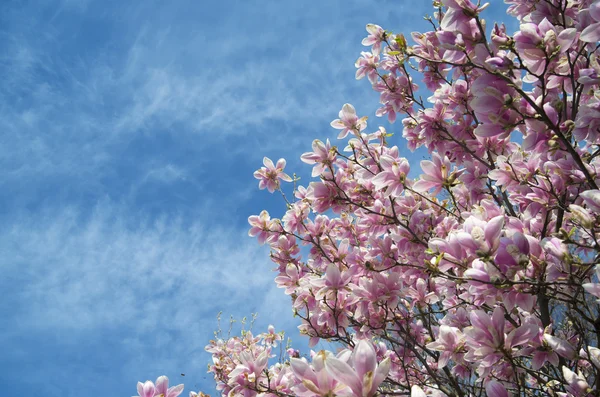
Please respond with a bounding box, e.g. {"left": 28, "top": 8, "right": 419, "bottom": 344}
{"left": 248, "top": 210, "right": 277, "bottom": 244}
{"left": 230, "top": 351, "right": 269, "bottom": 379}
{"left": 324, "top": 340, "right": 391, "bottom": 397}
{"left": 361, "top": 24, "right": 386, "bottom": 55}
{"left": 259, "top": 325, "right": 283, "bottom": 347}
{"left": 155, "top": 376, "right": 184, "bottom": 397}
{"left": 541, "top": 237, "right": 569, "bottom": 260}
{"left": 514, "top": 19, "right": 577, "bottom": 76}
{"left": 136, "top": 381, "right": 156, "bottom": 397}
{"left": 464, "top": 307, "right": 538, "bottom": 367}
{"left": 254, "top": 157, "right": 292, "bottom": 193}
{"left": 589, "top": 346, "right": 600, "bottom": 368}
{"left": 290, "top": 351, "right": 347, "bottom": 397}
{"left": 301, "top": 139, "right": 336, "bottom": 177}
{"left": 412, "top": 153, "right": 460, "bottom": 195}
{"left": 574, "top": 94, "right": 600, "bottom": 142}
{"left": 440, "top": 0, "right": 489, "bottom": 32}
{"left": 531, "top": 346, "right": 559, "bottom": 371}
{"left": 426, "top": 325, "right": 465, "bottom": 368}
{"left": 331, "top": 104, "right": 367, "bottom": 139}
{"left": 355, "top": 52, "right": 380, "bottom": 84}
{"left": 568, "top": 204, "right": 593, "bottom": 228}
{"left": 470, "top": 74, "right": 518, "bottom": 138}
{"left": 370, "top": 154, "right": 410, "bottom": 197}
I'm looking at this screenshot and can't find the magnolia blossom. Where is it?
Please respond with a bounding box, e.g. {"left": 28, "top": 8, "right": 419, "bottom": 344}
{"left": 134, "top": 377, "right": 183, "bottom": 397}
{"left": 370, "top": 154, "right": 410, "bottom": 197}
{"left": 361, "top": 24, "right": 386, "bottom": 55}
{"left": 330, "top": 103, "right": 368, "bottom": 139}
{"left": 324, "top": 340, "right": 391, "bottom": 397}
{"left": 413, "top": 153, "right": 459, "bottom": 195}
{"left": 254, "top": 157, "right": 292, "bottom": 193}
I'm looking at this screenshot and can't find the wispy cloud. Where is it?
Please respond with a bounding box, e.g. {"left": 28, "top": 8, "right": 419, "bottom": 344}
{"left": 0, "top": 200, "right": 294, "bottom": 394}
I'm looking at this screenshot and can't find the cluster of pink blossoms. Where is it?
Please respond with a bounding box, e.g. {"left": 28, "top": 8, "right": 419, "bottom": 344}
{"left": 140, "top": 0, "right": 600, "bottom": 396}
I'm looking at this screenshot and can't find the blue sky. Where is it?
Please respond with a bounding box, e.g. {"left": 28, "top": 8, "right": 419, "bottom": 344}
{"left": 0, "top": 1, "right": 513, "bottom": 396}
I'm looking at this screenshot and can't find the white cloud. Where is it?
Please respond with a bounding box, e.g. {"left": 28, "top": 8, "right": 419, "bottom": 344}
{"left": 0, "top": 199, "right": 303, "bottom": 392}
{"left": 2, "top": 201, "right": 283, "bottom": 334}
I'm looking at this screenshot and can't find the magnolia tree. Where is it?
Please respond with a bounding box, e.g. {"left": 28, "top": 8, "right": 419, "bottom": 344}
{"left": 135, "top": 0, "right": 600, "bottom": 396}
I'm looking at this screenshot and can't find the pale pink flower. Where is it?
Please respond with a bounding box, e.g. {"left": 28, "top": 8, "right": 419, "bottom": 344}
{"left": 426, "top": 325, "right": 465, "bottom": 368}
{"left": 361, "top": 24, "right": 386, "bottom": 55}
{"left": 440, "top": 0, "right": 489, "bottom": 32}
{"left": 135, "top": 381, "right": 156, "bottom": 397}
{"left": 324, "top": 340, "right": 391, "bottom": 397}
{"left": 330, "top": 104, "right": 367, "bottom": 139}
{"left": 155, "top": 376, "right": 184, "bottom": 397}
{"left": 574, "top": 95, "right": 600, "bottom": 142}
{"left": 412, "top": 153, "right": 459, "bottom": 195}
{"left": 464, "top": 307, "right": 538, "bottom": 367}
{"left": 228, "top": 350, "right": 269, "bottom": 382}
{"left": 371, "top": 154, "right": 410, "bottom": 197}
{"left": 290, "top": 351, "right": 347, "bottom": 397}
{"left": 254, "top": 157, "right": 292, "bottom": 193}
{"left": 259, "top": 325, "right": 283, "bottom": 347}
{"left": 301, "top": 139, "right": 336, "bottom": 177}
{"left": 248, "top": 210, "right": 277, "bottom": 244}
{"left": 355, "top": 52, "right": 380, "bottom": 84}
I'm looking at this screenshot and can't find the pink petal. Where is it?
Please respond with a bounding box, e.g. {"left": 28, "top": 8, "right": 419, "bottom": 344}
{"left": 491, "top": 307, "right": 506, "bottom": 339}
{"left": 142, "top": 381, "right": 156, "bottom": 397}
{"left": 581, "top": 190, "right": 600, "bottom": 212}
{"left": 168, "top": 385, "right": 185, "bottom": 397}
{"left": 325, "top": 357, "right": 362, "bottom": 396}
{"left": 486, "top": 380, "right": 509, "bottom": 397}
{"left": 581, "top": 22, "right": 600, "bottom": 42}
{"left": 544, "top": 334, "right": 576, "bottom": 359}
{"left": 506, "top": 324, "right": 538, "bottom": 348}
{"left": 412, "top": 179, "right": 438, "bottom": 193}
{"left": 263, "top": 157, "right": 275, "bottom": 169}
{"left": 155, "top": 376, "right": 169, "bottom": 395}
{"left": 557, "top": 28, "right": 577, "bottom": 50}
{"left": 485, "top": 215, "right": 504, "bottom": 251}
{"left": 373, "top": 357, "right": 391, "bottom": 389}
{"left": 353, "top": 340, "right": 377, "bottom": 378}
{"left": 325, "top": 264, "right": 343, "bottom": 287}
{"left": 420, "top": 159, "right": 439, "bottom": 178}
{"left": 340, "top": 103, "right": 357, "bottom": 120}
{"left": 290, "top": 358, "right": 311, "bottom": 379}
